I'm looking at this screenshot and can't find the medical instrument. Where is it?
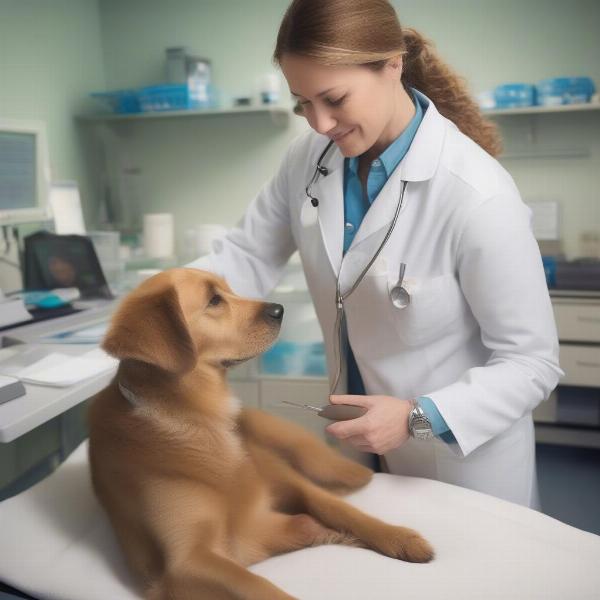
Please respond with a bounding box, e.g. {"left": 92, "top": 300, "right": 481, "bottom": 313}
{"left": 282, "top": 399, "right": 367, "bottom": 421}
{"left": 305, "top": 139, "right": 334, "bottom": 207}
{"left": 305, "top": 141, "right": 410, "bottom": 395}
{"left": 389, "top": 262, "right": 410, "bottom": 308}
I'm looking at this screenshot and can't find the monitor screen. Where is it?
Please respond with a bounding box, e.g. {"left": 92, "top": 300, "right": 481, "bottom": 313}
{"left": 0, "top": 120, "right": 50, "bottom": 226}
{"left": 0, "top": 131, "right": 37, "bottom": 212}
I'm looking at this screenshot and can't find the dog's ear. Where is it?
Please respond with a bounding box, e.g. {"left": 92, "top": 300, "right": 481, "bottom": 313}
{"left": 102, "top": 285, "right": 197, "bottom": 373}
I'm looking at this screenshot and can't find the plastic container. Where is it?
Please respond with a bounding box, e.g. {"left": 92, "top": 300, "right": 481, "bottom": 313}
{"left": 143, "top": 213, "right": 175, "bottom": 258}
{"left": 90, "top": 90, "right": 141, "bottom": 114}
{"left": 536, "top": 77, "right": 596, "bottom": 106}
{"left": 493, "top": 83, "right": 536, "bottom": 108}
{"left": 259, "top": 72, "right": 282, "bottom": 105}
{"left": 186, "top": 57, "right": 212, "bottom": 109}
{"left": 138, "top": 84, "right": 195, "bottom": 112}
{"left": 166, "top": 47, "right": 187, "bottom": 84}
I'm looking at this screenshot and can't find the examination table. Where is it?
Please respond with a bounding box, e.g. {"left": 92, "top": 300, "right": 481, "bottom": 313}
{"left": 0, "top": 440, "right": 599, "bottom": 600}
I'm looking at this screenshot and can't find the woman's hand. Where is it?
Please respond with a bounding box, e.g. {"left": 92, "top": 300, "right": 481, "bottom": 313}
{"left": 325, "top": 394, "right": 414, "bottom": 455}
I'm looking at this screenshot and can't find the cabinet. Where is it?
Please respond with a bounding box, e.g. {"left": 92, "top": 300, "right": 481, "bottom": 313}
{"left": 534, "top": 292, "right": 600, "bottom": 448}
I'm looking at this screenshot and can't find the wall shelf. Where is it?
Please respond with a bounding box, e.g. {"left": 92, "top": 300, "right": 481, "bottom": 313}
{"left": 484, "top": 103, "right": 600, "bottom": 117}
{"left": 77, "top": 105, "right": 292, "bottom": 125}
{"left": 499, "top": 148, "right": 590, "bottom": 160}
{"left": 486, "top": 102, "right": 600, "bottom": 160}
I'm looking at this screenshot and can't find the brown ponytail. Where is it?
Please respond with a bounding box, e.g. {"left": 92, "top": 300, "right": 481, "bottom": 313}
{"left": 274, "top": 0, "right": 502, "bottom": 157}
{"left": 400, "top": 28, "right": 502, "bottom": 157}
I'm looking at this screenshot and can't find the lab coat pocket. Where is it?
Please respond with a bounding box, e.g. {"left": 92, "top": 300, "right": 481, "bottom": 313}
{"left": 387, "top": 274, "right": 464, "bottom": 347}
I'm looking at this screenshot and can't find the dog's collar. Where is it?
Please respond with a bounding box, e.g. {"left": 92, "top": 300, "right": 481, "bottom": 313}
{"left": 118, "top": 381, "right": 140, "bottom": 407}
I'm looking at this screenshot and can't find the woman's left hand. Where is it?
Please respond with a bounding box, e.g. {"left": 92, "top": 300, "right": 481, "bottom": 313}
{"left": 325, "top": 394, "right": 414, "bottom": 455}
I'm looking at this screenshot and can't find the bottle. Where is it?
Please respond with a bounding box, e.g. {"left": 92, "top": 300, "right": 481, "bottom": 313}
{"left": 186, "top": 57, "right": 212, "bottom": 108}
{"left": 259, "top": 72, "right": 281, "bottom": 105}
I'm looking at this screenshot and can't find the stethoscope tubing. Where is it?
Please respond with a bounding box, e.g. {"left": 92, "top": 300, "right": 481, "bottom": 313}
{"left": 305, "top": 141, "right": 410, "bottom": 395}
{"left": 330, "top": 180, "right": 408, "bottom": 395}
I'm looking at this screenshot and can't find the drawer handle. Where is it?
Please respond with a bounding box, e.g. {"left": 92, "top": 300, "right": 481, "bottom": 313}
{"left": 575, "top": 360, "right": 600, "bottom": 368}
{"left": 576, "top": 316, "right": 600, "bottom": 323}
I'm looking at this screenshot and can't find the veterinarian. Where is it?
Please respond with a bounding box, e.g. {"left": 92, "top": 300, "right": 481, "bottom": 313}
{"left": 188, "top": 0, "right": 563, "bottom": 509}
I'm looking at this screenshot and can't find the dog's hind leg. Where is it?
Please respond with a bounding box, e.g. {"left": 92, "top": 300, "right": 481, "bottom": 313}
{"left": 242, "top": 443, "right": 432, "bottom": 564}
{"left": 239, "top": 408, "right": 372, "bottom": 491}
{"left": 297, "top": 479, "right": 434, "bottom": 563}
{"left": 146, "top": 546, "right": 297, "bottom": 600}
{"left": 249, "top": 512, "right": 366, "bottom": 561}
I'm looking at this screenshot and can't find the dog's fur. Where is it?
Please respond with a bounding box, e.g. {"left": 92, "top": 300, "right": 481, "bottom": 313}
{"left": 88, "top": 268, "right": 433, "bottom": 600}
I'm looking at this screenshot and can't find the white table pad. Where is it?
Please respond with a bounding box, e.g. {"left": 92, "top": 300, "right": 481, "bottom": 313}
{"left": 1, "top": 441, "right": 599, "bottom": 599}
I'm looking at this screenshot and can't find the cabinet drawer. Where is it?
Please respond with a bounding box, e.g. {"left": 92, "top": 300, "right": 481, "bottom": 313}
{"left": 553, "top": 302, "right": 600, "bottom": 342}
{"left": 560, "top": 345, "right": 600, "bottom": 387}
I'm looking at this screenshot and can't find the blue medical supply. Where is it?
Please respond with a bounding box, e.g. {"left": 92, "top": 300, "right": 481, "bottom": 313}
{"left": 536, "top": 77, "right": 596, "bottom": 106}
{"left": 541, "top": 256, "right": 557, "bottom": 288}
{"left": 260, "top": 341, "right": 327, "bottom": 377}
{"left": 138, "top": 84, "right": 194, "bottom": 112}
{"left": 137, "top": 83, "right": 218, "bottom": 112}
{"left": 22, "top": 288, "right": 80, "bottom": 309}
{"left": 90, "top": 90, "right": 141, "bottom": 114}
{"left": 493, "top": 84, "right": 537, "bottom": 108}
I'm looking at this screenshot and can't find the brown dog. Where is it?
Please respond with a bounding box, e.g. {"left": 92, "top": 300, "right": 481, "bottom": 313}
{"left": 88, "top": 268, "right": 433, "bottom": 600}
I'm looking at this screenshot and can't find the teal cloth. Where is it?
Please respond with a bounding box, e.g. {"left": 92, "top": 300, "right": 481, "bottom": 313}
{"left": 343, "top": 88, "right": 455, "bottom": 442}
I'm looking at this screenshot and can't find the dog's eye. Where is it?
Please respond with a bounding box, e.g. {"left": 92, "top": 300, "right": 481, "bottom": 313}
{"left": 208, "top": 294, "right": 222, "bottom": 307}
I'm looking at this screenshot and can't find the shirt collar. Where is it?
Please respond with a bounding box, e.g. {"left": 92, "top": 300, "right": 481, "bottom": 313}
{"left": 348, "top": 87, "right": 427, "bottom": 176}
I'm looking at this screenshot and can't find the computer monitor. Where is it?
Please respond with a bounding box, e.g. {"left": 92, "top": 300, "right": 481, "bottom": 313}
{"left": 0, "top": 119, "right": 52, "bottom": 226}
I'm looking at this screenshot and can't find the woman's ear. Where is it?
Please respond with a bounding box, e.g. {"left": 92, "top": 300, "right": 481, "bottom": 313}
{"left": 386, "top": 56, "right": 403, "bottom": 78}
{"left": 102, "top": 285, "right": 197, "bottom": 374}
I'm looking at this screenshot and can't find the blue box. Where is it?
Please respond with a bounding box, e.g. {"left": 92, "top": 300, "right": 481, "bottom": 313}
{"left": 536, "top": 77, "right": 596, "bottom": 106}
{"left": 90, "top": 90, "right": 141, "bottom": 114}
{"left": 494, "top": 83, "right": 536, "bottom": 108}
{"left": 138, "top": 84, "right": 194, "bottom": 112}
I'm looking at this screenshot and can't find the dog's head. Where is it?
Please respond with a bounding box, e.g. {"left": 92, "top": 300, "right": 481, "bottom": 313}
{"left": 102, "top": 268, "right": 283, "bottom": 374}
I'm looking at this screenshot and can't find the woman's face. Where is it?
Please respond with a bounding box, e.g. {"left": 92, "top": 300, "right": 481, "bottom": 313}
{"left": 280, "top": 53, "right": 403, "bottom": 158}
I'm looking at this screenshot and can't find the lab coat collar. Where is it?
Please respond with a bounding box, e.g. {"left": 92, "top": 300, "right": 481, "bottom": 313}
{"left": 311, "top": 91, "right": 447, "bottom": 279}
{"left": 399, "top": 89, "right": 445, "bottom": 182}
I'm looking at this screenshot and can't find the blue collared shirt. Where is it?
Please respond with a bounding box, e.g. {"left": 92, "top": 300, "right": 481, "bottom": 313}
{"left": 343, "top": 88, "right": 455, "bottom": 443}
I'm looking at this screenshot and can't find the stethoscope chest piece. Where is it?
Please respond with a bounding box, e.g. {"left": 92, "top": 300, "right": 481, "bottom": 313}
{"left": 389, "top": 262, "right": 411, "bottom": 309}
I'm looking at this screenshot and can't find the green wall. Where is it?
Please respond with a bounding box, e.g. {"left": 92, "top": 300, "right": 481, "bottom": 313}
{"left": 0, "top": 0, "right": 106, "bottom": 224}
{"left": 96, "top": 0, "right": 600, "bottom": 258}
{"left": 0, "top": 0, "right": 106, "bottom": 291}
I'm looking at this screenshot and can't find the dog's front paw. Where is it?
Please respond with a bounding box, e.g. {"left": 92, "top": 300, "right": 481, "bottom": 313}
{"left": 368, "top": 525, "right": 434, "bottom": 563}
{"left": 386, "top": 527, "right": 434, "bottom": 563}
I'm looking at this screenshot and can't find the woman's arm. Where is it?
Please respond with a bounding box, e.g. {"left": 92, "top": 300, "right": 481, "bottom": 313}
{"left": 424, "top": 183, "right": 564, "bottom": 457}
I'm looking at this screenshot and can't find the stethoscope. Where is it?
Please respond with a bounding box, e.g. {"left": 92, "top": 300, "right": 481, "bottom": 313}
{"left": 306, "top": 140, "right": 411, "bottom": 394}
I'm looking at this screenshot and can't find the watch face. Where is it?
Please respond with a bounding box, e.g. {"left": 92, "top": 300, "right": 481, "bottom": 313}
{"left": 410, "top": 408, "right": 434, "bottom": 440}
{"left": 414, "top": 423, "right": 434, "bottom": 440}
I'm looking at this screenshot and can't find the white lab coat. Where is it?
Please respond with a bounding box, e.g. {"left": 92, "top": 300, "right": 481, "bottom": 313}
{"left": 188, "top": 92, "right": 563, "bottom": 508}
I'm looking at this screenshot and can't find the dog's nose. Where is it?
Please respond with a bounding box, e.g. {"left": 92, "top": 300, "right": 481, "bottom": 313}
{"left": 264, "top": 303, "right": 284, "bottom": 321}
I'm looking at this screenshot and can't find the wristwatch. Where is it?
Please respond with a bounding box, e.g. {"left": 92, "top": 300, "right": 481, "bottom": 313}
{"left": 408, "top": 399, "right": 434, "bottom": 440}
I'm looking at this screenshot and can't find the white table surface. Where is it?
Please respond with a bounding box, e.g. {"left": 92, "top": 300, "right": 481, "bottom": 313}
{"left": 0, "top": 300, "right": 118, "bottom": 443}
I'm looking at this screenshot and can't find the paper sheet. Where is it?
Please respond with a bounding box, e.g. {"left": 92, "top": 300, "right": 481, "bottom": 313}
{"left": 14, "top": 349, "right": 117, "bottom": 387}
